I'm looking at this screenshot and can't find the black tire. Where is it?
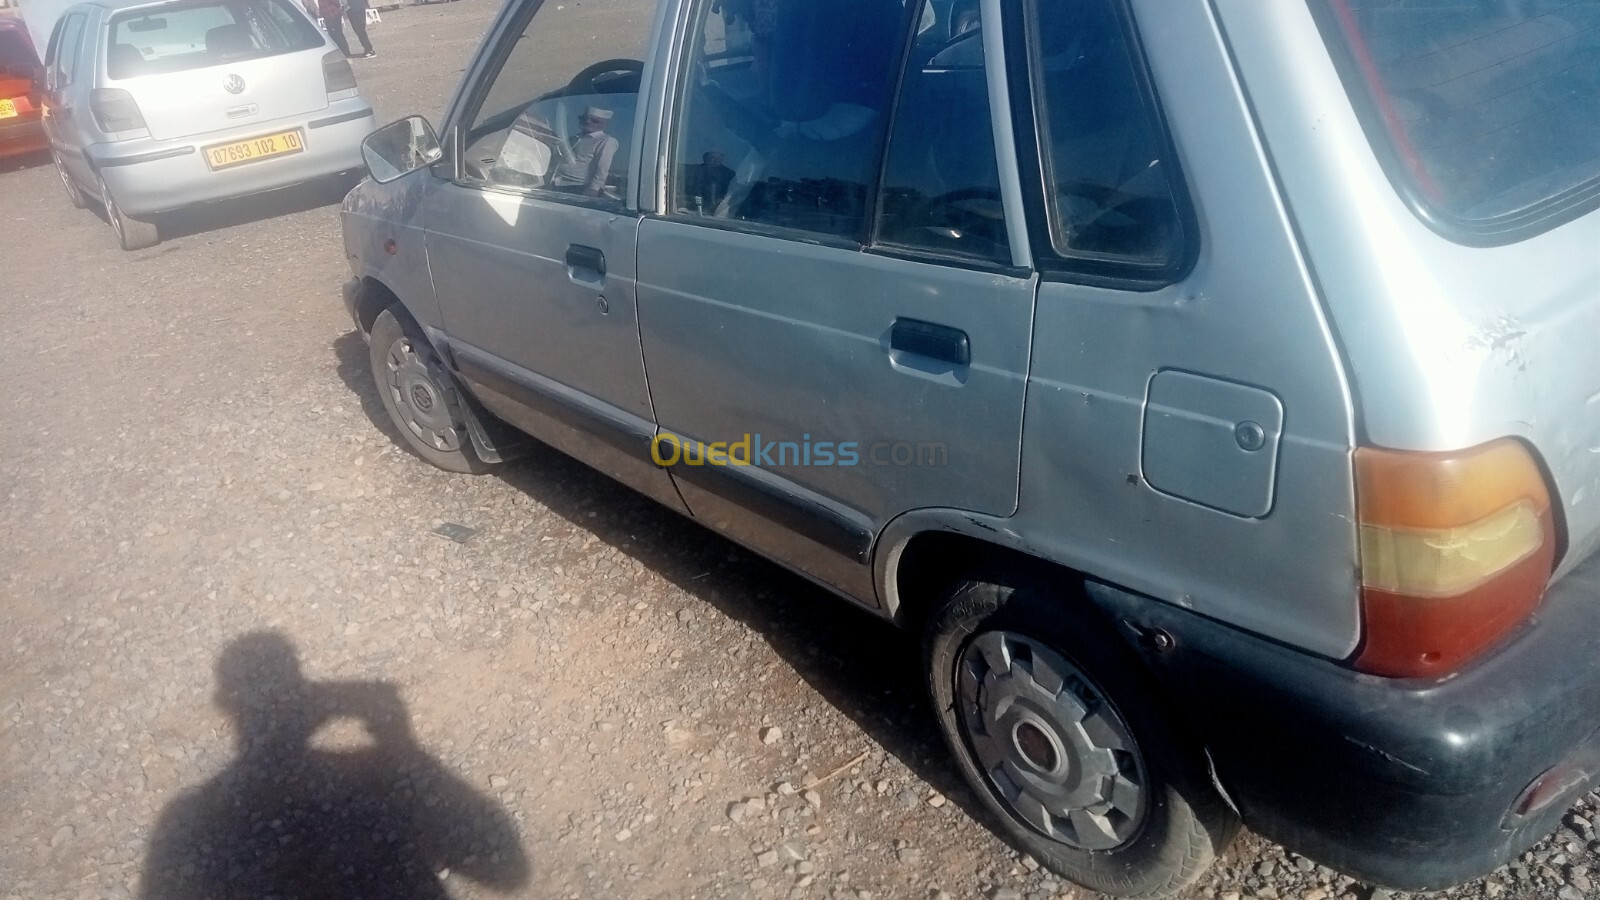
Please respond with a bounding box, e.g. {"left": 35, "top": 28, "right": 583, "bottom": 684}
{"left": 54, "top": 151, "right": 87, "bottom": 209}
{"left": 368, "top": 307, "right": 494, "bottom": 475}
{"left": 98, "top": 172, "right": 160, "bottom": 251}
{"left": 925, "top": 575, "right": 1239, "bottom": 899}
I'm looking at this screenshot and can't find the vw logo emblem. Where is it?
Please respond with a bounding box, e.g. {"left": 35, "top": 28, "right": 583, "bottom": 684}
{"left": 223, "top": 74, "right": 246, "bottom": 94}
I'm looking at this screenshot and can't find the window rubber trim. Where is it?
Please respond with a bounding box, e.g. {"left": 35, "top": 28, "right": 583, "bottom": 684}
{"left": 1000, "top": 0, "right": 1201, "bottom": 291}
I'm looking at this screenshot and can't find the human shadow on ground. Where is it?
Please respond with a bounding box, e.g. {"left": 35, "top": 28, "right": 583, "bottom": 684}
{"left": 138, "top": 630, "right": 530, "bottom": 900}
{"left": 332, "top": 330, "right": 985, "bottom": 829}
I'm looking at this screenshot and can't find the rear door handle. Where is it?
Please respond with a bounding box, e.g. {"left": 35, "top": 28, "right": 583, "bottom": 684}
{"left": 890, "top": 318, "right": 970, "bottom": 366}
{"left": 565, "top": 244, "right": 605, "bottom": 279}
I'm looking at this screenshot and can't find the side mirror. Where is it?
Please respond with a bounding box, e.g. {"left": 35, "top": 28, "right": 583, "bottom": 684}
{"left": 361, "top": 115, "right": 443, "bottom": 184}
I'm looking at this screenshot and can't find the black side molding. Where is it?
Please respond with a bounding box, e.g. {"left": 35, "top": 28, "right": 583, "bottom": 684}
{"left": 447, "top": 341, "right": 656, "bottom": 464}
{"left": 668, "top": 443, "right": 874, "bottom": 564}
{"left": 308, "top": 107, "right": 375, "bottom": 130}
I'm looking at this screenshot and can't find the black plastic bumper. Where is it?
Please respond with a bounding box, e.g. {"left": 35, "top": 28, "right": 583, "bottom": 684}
{"left": 1087, "top": 557, "right": 1600, "bottom": 891}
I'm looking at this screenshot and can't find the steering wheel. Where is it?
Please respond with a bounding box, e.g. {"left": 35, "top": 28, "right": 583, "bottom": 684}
{"left": 903, "top": 187, "right": 1010, "bottom": 259}
{"left": 553, "top": 59, "right": 644, "bottom": 156}
{"left": 566, "top": 58, "right": 645, "bottom": 95}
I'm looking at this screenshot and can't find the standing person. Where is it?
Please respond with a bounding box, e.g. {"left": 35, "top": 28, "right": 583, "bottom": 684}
{"left": 345, "top": 0, "right": 376, "bottom": 59}
{"left": 550, "top": 106, "right": 619, "bottom": 198}
{"left": 309, "top": 0, "right": 351, "bottom": 57}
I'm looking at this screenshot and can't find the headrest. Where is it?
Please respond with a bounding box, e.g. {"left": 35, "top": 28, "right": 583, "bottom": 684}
{"left": 107, "top": 44, "right": 144, "bottom": 78}
{"left": 206, "top": 24, "right": 255, "bottom": 56}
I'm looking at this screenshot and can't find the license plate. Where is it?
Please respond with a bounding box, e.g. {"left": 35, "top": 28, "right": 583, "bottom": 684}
{"left": 203, "top": 129, "right": 304, "bottom": 170}
{"left": 0, "top": 99, "right": 16, "bottom": 120}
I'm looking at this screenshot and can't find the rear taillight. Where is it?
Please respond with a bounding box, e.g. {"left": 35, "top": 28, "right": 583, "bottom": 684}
{"left": 89, "top": 88, "right": 146, "bottom": 133}
{"left": 322, "top": 50, "right": 356, "bottom": 94}
{"left": 1354, "top": 439, "right": 1557, "bottom": 678}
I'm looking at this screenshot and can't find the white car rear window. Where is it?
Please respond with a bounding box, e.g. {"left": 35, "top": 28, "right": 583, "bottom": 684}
{"left": 108, "top": 0, "right": 321, "bottom": 78}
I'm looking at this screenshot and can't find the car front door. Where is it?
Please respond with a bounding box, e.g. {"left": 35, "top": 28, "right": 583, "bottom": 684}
{"left": 635, "top": 0, "right": 1034, "bottom": 598}
{"left": 422, "top": 0, "right": 684, "bottom": 510}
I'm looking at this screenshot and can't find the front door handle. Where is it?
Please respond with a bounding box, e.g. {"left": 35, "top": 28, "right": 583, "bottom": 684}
{"left": 890, "top": 317, "right": 970, "bottom": 366}
{"left": 565, "top": 244, "right": 605, "bottom": 278}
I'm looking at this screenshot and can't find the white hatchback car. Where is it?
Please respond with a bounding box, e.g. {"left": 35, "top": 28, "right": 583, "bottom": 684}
{"left": 40, "top": 0, "right": 375, "bottom": 249}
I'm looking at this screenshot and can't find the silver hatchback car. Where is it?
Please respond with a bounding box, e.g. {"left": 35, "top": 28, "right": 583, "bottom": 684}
{"left": 41, "top": 0, "right": 374, "bottom": 249}
{"left": 340, "top": 0, "right": 1600, "bottom": 896}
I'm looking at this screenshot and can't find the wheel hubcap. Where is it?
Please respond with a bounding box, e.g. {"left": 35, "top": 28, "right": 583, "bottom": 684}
{"left": 956, "top": 631, "right": 1147, "bottom": 851}
{"left": 56, "top": 155, "right": 77, "bottom": 198}
{"left": 101, "top": 179, "right": 123, "bottom": 238}
{"left": 384, "top": 337, "right": 463, "bottom": 452}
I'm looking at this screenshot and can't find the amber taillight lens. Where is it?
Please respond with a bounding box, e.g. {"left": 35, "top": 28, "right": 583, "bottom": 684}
{"left": 1354, "top": 439, "right": 1557, "bottom": 679}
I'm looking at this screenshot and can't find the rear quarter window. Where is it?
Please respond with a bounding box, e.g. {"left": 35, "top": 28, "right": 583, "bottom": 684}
{"left": 108, "top": 0, "right": 322, "bottom": 78}
{"left": 1312, "top": 0, "right": 1600, "bottom": 243}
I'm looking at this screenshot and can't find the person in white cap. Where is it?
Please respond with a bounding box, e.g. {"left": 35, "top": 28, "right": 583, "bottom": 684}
{"left": 551, "top": 106, "right": 620, "bottom": 198}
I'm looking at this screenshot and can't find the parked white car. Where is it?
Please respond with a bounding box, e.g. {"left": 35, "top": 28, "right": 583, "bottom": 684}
{"left": 42, "top": 0, "right": 374, "bottom": 249}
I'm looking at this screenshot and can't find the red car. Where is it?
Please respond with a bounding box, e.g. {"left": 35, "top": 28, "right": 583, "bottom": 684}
{"left": 0, "top": 17, "right": 46, "bottom": 158}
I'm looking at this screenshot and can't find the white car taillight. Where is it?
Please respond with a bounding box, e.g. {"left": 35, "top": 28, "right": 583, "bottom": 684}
{"left": 89, "top": 88, "right": 147, "bottom": 133}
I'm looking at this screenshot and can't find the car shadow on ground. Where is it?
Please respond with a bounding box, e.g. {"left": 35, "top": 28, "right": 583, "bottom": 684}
{"left": 0, "top": 147, "right": 50, "bottom": 174}
{"left": 331, "top": 329, "right": 998, "bottom": 838}
{"left": 146, "top": 175, "right": 359, "bottom": 243}
{"left": 139, "top": 630, "right": 531, "bottom": 899}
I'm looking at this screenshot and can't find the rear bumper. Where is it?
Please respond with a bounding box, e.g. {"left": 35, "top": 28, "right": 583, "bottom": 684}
{"left": 1088, "top": 551, "right": 1600, "bottom": 891}
{"left": 90, "top": 100, "right": 375, "bottom": 216}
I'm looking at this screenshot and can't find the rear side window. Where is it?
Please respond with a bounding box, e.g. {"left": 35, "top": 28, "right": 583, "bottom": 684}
{"left": 107, "top": 0, "right": 322, "bottom": 79}
{"left": 1026, "top": 0, "right": 1189, "bottom": 276}
{"left": 1313, "top": 1, "right": 1600, "bottom": 242}
{"left": 50, "top": 13, "right": 87, "bottom": 88}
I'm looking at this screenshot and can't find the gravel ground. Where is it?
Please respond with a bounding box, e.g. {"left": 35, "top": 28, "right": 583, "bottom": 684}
{"left": 2, "top": 2, "right": 1598, "bottom": 899}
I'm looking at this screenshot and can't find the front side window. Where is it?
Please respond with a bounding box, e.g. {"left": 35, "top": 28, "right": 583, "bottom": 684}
{"left": 458, "top": 2, "right": 652, "bottom": 205}
{"left": 669, "top": 0, "right": 913, "bottom": 241}
{"left": 873, "top": 0, "right": 1010, "bottom": 264}
{"left": 1028, "top": 0, "right": 1186, "bottom": 270}
{"left": 1312, "top": 0, "right": 1600, "bottom": 241}
{"left": 107, "top": 0, "right": 323, "bottom": 79}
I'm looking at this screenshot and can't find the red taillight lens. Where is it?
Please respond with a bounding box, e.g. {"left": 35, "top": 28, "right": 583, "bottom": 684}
{"left": 89, "top": 88, "right": 147, "bottom": 132}
{"left": 322, "top": 50, "right": 356, "bottom": 94}
{"left": 1353, "top": 439, "right": 1557, "bottom": 678}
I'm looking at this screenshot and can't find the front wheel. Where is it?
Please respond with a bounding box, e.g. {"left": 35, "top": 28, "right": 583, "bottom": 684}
{"left": 368, "top": 307, "right": 494, "bottom": 475}
{"left": 925, "top": 576, "right": 1238, "bottom": 899}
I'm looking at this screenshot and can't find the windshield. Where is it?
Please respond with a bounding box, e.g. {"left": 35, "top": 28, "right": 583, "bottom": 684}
{"left": 1313, "top": 0, "right": 1600, "bottom": 240}
{"left": 107, "top": 0, "right": 322, "bottom": 78}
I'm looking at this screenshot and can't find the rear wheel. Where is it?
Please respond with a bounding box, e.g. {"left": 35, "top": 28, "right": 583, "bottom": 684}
{"left": 925, "top": 575, "right": 1238, "bottom": 899}
{"left": 368, "top": 307, "right": 494, "bottom": 475}
{"left": 98, "top": 173, "right": 159, "bottom": 251}
{"left": 54, "top": 152, "right": 86, "bottom": 209}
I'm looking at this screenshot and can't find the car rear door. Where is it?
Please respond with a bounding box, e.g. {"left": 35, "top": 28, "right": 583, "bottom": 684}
{"left": 634, "top": 0, "right": 1035, "bottom": 598}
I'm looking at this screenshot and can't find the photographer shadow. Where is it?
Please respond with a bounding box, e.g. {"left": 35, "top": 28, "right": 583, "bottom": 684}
{"left": 139, "top": 631, "right": 530, "bottom": 900}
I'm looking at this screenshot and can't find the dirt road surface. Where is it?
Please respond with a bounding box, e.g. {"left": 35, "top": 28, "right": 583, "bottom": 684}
{"left": 2, "top": 2, "right": 1597, "bottom": 899}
